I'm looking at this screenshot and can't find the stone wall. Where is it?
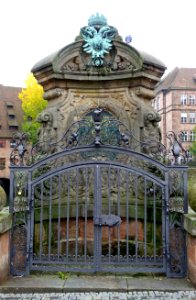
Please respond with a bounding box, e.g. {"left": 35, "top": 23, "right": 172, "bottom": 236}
{"left": 185, "top": 167, "right": 196, "bottom": 283}
{"left": 188, "top": 168, "right": 196, "bottom": 212}
{"left": 184, "top": 211, "right": 196, "bottom": 286}
{"left": 0, "top": 208, "right": 12, "bottom": 282}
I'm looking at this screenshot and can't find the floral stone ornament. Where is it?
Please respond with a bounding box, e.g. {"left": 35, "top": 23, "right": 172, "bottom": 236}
{"left": 80, "top": 13, "right": 118, "bottom": 67}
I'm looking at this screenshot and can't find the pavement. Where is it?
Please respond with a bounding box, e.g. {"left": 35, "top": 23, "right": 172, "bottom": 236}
{"left": 0, "top": 275, "right": 196, "bottom": 299}
{"left": 0, "top": 274, "right": 195, "bottom": 293}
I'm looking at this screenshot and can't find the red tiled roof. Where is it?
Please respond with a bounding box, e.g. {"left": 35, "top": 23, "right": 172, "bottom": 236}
{"left": 156, "top": 67, "right": 196, "bottom": 93}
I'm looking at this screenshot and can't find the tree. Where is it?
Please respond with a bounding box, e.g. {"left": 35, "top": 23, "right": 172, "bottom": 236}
{"left": 18, "top": 73, "right": 48, "bottom": 143}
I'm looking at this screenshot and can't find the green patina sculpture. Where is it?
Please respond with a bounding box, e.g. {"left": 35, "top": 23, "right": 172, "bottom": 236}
{"left": 80, "top": 13, "right": 118, "bottom": 66}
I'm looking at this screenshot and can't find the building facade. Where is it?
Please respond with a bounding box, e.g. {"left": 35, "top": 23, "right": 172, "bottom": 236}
{"left": 153, "top": 67, "right": 196, "bottom": 150}
{"left": 0, "top": 84, "right": 23, "bottom": 196}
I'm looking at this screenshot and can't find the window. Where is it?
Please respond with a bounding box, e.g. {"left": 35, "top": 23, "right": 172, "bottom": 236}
{"left": 189, "top": 112, "right": 196, "bottom": 123}
{"left": 154, "top": 97, "right": 160, "bottom": 110}
{"left": 181, "top": 112, "right": 187, "bottom": 123}
{"left": 0, "top": 158, "right": 6, "bottom": 170}
{"left": 181, "top": 95, "right": 187, "bottom": 105}
{"left": 8, "top": 114, "right": 15, "bottom": 120}
{"left": 0, "top": 140, "right": 6, "bottom": 148}
{"left": 6, "top": 102, "right": 14, "bottom": 108}
{"left": 189, "top": 95, "right": 195, "bottom": 105}
{"left": 181, "top": 131, "right": 188, "bottom": 141}
{"left": 9, "top": 125, "right": 18, "bottom": 130}
{"left": 190, "top": 131, "right": 196, "bottom": 141}
{"left": 8, "top": 119, "right": 18, "bottom": 130}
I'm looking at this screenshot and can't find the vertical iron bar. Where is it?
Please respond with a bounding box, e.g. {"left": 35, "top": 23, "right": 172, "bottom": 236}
{"left": 9, "top": 170, "right": 14, "bottom": 213}
{"left": 108, "top": 166, "right": 111, "bottom": 263}
{"left": 9, "top": 169, "right": 14, "bottom": 274}
{"left": 84, "top": 167, "right": 88, "bottom": 263}
{"left": 164, "top": 171, "right": 169, "bottom": 275}
{"left": 48, "top": 177, "right": 52, "bottom": 260}
{"left": 108, "top": 227, "right": 111, "bottom": 264}
{"left": 94, "top": 165, "right": 101, "bottom": 272}
{"left": 66, "top": 171, "right": 70, "bottom": 263}
{"left": 153, "top": 182, "right": 156, "bottom": 261}
{"left": 117, "top": 168, "right": 121, "bottom": 261}
{"left": 24, "top": 174, "right": 27, "bottom": 199}
{"left": 29, "top": 182, "right": 34, "bottom": 272}
{"left": 75, "top": 168, "right": 79, "bottom": 261}
{"left": 108, "top": 166, "right": 111, "bottom": 214}
{"left": 27, "top": 170, "right": 32, "bottom": 275}
{"left": 135, "top": 176, "right": 138, "bottom": 261}
{"left": 39, "top": 181, "right": 44, "bottom": 260}
{"left": 144, "top": 178, "right": 147, "bottom": 260}
{"left": 183, "top": 169, "right": 188, "bottom": 276}
{"left": 126, "top": 170, "right": 129, "bottom": 262}
{"left": 57, "top": 174, "right": 62, "bottom": 259}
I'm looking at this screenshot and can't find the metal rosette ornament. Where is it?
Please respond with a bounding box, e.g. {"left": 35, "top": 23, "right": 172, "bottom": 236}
{"left": 80, "top": 13, "right": 118, "bottom": 67}
{"left": 167, "top": 131, "right": 190, "bottom": 165}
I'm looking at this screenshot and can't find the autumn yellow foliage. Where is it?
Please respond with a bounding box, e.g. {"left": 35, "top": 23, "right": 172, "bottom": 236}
{"left": 18, "top": 73, "right": 48, "bottom": 143}
{"left": 19, "top": 73, "right": 47, "bottom": 120}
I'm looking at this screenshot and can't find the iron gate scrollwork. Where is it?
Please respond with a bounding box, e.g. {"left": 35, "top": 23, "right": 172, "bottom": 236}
{"left": 9, "top": 109, "right": 188, "bottom": 277}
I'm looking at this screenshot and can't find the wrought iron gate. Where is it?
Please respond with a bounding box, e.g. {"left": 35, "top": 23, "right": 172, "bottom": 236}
{"left": 9, "top": 109, "right": 188, "bottom": 277}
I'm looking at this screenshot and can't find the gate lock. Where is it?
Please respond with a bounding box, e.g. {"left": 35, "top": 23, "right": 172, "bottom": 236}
{"left": 94, "top": 214, "right": 122, "bottom": 227}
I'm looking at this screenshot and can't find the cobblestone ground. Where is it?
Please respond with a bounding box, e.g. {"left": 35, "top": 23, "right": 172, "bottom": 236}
{"left": 0, "top": 291, "right": 196, "bottom": 300}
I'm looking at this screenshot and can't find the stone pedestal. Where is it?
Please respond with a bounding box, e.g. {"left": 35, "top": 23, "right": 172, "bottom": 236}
{"left": 0, "top": 207, "right": 12, "bottom": 282}
{"left": 184, "top": 212, "right": 196, "bottom": 286}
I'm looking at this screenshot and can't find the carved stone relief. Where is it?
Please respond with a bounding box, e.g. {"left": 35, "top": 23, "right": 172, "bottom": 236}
{"left": 62, "top": 56, "right": 86, "bottom": 72}
{"left": 62, "top": 53, "right": 136, "bottom": 74}
{"left": 111, "top": 55, "right": 135, "bottom": 72}
{"left": 57, "top": 88, "right": 141, "bottom": 136}
{"left": 36, "top": 84, "right": 161, "bottom": 158}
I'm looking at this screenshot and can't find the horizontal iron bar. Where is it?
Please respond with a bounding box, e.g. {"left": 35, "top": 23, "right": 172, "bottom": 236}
{"left": 31, "top": 161, "right": 166, "bottom": 187}
{"left": 10, "top": 145, "right": 189, "bottom": 171}
{"left": 30, "top": 265, "right": 165, "bottom": 273}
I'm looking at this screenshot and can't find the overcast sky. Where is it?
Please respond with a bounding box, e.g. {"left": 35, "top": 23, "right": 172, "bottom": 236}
{"left": 1, "top": 0, "right": 196, "bottom": 87}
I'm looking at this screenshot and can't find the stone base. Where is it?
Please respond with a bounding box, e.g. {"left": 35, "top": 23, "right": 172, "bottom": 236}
{"left": 0, "top": 231, "right": 10, "bottom": 282}
{"left": 184, "top": 212, "right": 196, "bottom": 286}
{"left": 188, "top": 259, "right": 196, "bottom": 286}
{"left": 187, "top": 234, "right": 196, "bottom": 286}
{"left": 0, "top": 208, "right": 12, "bottom": 283}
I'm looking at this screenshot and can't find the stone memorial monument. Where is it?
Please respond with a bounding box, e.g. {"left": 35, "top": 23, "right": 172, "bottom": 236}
{"left": 32, "top": 13, "right": 166, "bottom": 151}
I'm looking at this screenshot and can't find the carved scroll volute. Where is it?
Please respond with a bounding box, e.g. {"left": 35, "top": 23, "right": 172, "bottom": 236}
{"left": 143, "top": 110, "right": 161, "bottom": 140}
{"left": 36, "top": 109, "right": 58, "bottom": 153}
{"left": 140, "top": 109, "right": 162, "bottom": 155}
{"left": 43, "top": 88, "right": 68, "bottom": 104}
